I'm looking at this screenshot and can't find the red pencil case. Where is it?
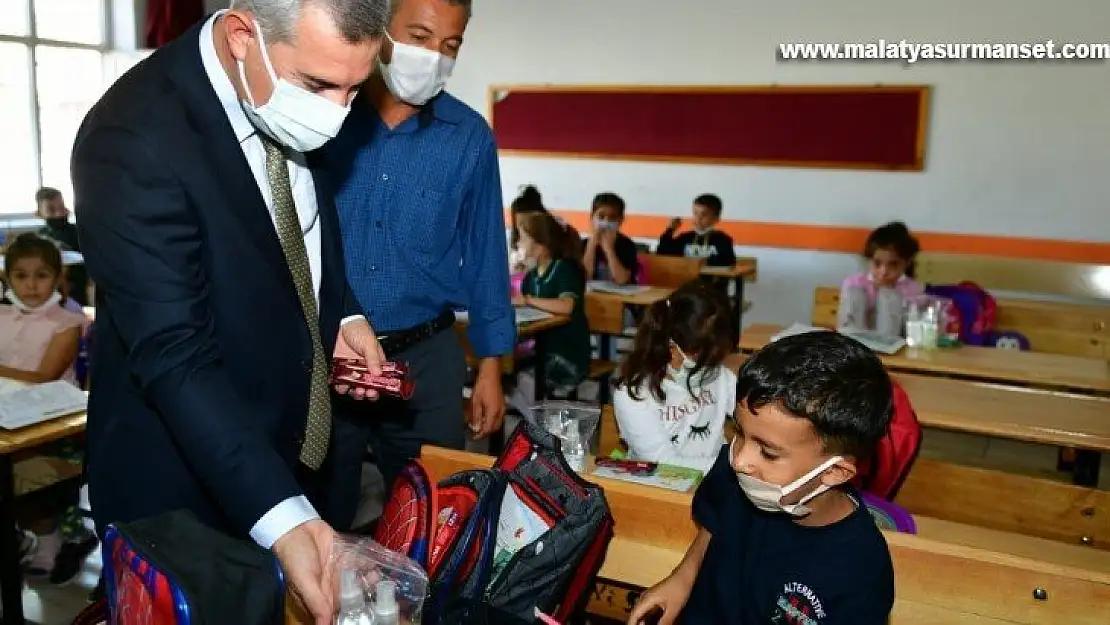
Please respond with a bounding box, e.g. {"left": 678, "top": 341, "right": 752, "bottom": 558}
{"left": 330, "top": 357, "right": 415, "bottom": 400}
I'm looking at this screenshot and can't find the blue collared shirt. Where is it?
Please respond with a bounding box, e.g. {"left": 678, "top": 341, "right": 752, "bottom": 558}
{"left": 321, "top": 92, "right": 515, "bottom": 358}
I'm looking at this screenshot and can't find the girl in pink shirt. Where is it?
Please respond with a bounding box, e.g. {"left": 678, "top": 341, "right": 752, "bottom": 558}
{"left": 1, "top": 234, "right": 87, "bottom": 386}
{"left": 839, "top": 222, "right": 923, "bottom": 334}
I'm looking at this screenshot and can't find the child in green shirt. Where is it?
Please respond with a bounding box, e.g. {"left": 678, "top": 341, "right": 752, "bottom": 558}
{"left": 509, "top": 211, "right": 591, "bottom": 407}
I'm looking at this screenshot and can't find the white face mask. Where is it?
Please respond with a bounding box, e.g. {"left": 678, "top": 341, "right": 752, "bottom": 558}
{"left": 731, "top": 438, "right": 843, "bottom": 517}
{"left": 5, "top": 288, "right": 61, "bottom": 314}
{"left": 666, "top": 342, "right": 697, "bottom": 379}
{"left": 237, "top": 21, "right": 352, "bottom": 152}
{"left": 593, "top": 217, "right": 617, "bottom": 232}
{"left": 378, "top": 32, "right": 455, "bottom": 106}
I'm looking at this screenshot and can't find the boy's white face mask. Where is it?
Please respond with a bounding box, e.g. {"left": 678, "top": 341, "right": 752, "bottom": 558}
{"left": 731, "top": 438, "right": 842, "bottom": 517}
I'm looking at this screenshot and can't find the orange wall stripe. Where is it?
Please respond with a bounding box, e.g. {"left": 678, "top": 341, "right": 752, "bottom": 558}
{"left": 507, "top": 210, "right": 1110, "bottom": 265}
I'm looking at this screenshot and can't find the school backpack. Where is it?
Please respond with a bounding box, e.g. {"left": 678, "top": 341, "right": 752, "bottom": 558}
{"left": 101, "top": 509, "right": 286, "bottom": 624}
{"left": 374, "top": 420, "right": 615, "bottom": 624}
{"left": 852, "top": 379, "right": 922, "bottom": 500}
{"left": 924, "top": 281, "right": 997, "bottom": 346}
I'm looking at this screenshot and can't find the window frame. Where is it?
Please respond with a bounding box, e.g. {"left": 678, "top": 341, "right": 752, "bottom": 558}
{"left": 0, "top": 0, "right": 113, "bottom": 218}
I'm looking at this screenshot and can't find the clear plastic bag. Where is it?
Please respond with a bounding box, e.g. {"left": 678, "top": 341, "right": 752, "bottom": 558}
{"left": 526, "top": 400, "right": 601, "bottom": 472}
{"left": 328, "top": 534, "right": 428, "bottom": 625}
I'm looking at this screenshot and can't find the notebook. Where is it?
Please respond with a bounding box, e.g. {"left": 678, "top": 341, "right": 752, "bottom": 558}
{"left": 586, "top": 281, "right": 650, "bottom": 295}
{"left": 0, "top": 380, "right": 88, "bottom": 430}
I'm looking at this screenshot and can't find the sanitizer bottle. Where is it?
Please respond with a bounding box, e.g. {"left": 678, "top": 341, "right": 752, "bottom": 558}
{"left": 336, "top": 569, "right": 373, "bottom": 625}
{"left": 372, "top": 579, "right": 399, "bottom": 625}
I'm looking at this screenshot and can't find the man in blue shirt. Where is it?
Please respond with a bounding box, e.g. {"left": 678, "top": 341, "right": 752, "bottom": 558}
{"left": 319, "top": 0, "right": 513, "bottom": 528}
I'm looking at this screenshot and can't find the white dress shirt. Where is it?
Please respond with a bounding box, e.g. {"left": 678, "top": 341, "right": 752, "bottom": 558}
{"left": 199, "top": 11, "right": 321, "bottom": 549}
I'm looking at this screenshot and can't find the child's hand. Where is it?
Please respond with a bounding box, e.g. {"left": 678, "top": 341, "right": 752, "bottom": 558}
{"left": 627, "top": 574, "right": 692, "bottom": 625}
{"left": 668, "top": 217, "right": 682, "bottom": 231}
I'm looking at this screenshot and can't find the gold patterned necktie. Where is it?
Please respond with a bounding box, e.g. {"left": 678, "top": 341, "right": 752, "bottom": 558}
{"left": 262, "top": 139, "right": 332, "bottom": 470}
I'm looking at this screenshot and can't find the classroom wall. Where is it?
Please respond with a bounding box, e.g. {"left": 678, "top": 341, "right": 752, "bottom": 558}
{"left": 448, "top": 0, "right": 1110, "bottom": 323}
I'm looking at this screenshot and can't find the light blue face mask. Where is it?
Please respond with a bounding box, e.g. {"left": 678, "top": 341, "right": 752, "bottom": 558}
{"left": 666, "top": 342, "right": 697, "bottom": 379}
{"left": 592, "top": 217, "right": 618, "bottom": 232}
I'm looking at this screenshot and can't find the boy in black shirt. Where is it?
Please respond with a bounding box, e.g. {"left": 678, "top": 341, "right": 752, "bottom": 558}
{"left": 35, "top": 187, "right": 89, "bottom": 306}
{"left": 628, "top": 331, "right": 896, "bottom": 625}
{"left": 657, "top": 194, "right": 736, "bottom": 267}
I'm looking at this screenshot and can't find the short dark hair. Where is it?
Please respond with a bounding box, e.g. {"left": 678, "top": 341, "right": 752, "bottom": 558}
{"left": 591, "top": 192, "right": 625, "bottom": 218}
{"left": 693, "top": 193, "right": 722, "bottom": 218}
{"left": 736, "top": 331, "right": 893, "bottom": 459}
{"left": 390, "top": 0, "right": 471, "bottom": 20}
{"left": 4, "top": 233, "right": 63, "bottom": 278}
{"left": 864, "top": 221, "right": 920, "bottom": 278}
{"left": 35, "top": 187, "right": 62, "bottom": 204}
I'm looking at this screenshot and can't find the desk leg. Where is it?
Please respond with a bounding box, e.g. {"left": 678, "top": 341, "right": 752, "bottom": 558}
{"left": 534, "top": 340, "right": 549, "bottom": 402}
{"left": 1073, "top": 450, "right": 1101, "bottom": 487}
{"left": 0, "top": 454, "right": 24, "bottom": 625}
{"left": 733, "top": 278, "right": 745, "bottom": 349}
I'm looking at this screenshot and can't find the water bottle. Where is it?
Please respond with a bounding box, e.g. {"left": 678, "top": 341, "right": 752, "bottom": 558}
{"left": 336, "top": 569, "right": 373, "bottom": 625}
{"left": 372, "top": 579, "right": 399, "bottom": 625}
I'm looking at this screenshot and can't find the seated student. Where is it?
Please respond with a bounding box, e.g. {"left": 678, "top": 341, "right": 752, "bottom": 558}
{"left": 35, "top": 187, "right": 89, "bottom": 307}
{"left": 508, "top": 186, "right": 582, "bottom": 274}
{"left": 656, "top": 193, "right": 736, "bottom": 267}
{"left": 0, "top": 234, "right": 98, "bottom": 584}
{"left": 628, "top": 331, "right": 896, "bottom": 625}
{"left": 507, "top": 211, "right": 591, "bottom": 414}
{"left": 583, "top": 192, "right": 639, "bottom": 285}
{"left": 839, "top": 221, "right": 923, "bottom": 336}
{"left": 613, "top": 282, "right": 735, "bottom": 472}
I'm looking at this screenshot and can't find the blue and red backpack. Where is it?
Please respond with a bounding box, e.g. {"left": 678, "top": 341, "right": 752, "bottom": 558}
{"left": 924, "top": 281, "right": 997, "bottom": 346}
{"left": 375, "top": 420, "right": 614, "bottom": 624}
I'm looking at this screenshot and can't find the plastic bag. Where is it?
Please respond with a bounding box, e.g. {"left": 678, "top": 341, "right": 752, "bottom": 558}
{"left": 328, "top": 534, "right": 429, "bottom": 625}
{"left": 525, "top": 400, "right": 601, "bottom": 472}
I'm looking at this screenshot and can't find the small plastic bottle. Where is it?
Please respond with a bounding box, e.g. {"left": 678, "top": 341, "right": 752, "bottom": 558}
{"left": 336, "top": 569, "right": 373, "bottom": 625}
{"left": 373, "top": 579, "right": 399, "bottom": 625}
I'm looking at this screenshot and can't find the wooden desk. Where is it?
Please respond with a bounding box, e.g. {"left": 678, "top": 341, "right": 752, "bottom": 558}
{"left": 740, "top": 323, "right": 1110, "bottom": 395}
{"left": 0, "top": 412, "right": 87, "bottom": 625}
{"left": 419, "top": 445, "right": 1110, "bottom": 624}
{"left": 455, "top": 314, "right": 571, "bottom": 375}
{"left": 698, "top": 257, "right": 757, "bottom": 280}
{"left": 585, "top": 286, "right": 672, "bottom": 308}
{"left": 726, "top": 352, "right": 1110, "bottom": 454}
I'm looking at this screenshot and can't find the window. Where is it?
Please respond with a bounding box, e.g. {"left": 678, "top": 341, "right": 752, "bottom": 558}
{"left": 0, "top": 0, "right": 113, "bottom": 216}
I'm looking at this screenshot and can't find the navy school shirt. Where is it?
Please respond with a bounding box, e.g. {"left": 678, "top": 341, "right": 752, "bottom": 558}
{"left": 679, "top": 446, "right": 894, "bottom": 625}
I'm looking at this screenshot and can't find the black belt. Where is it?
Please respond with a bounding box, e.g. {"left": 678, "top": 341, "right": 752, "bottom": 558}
{"left": 378, "top": 309, "right": 456, "bottom": 358}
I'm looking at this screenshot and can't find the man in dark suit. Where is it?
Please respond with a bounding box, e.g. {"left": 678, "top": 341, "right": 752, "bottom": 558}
{"left": 71, "top": 1, "right": 389, "bottom": 621}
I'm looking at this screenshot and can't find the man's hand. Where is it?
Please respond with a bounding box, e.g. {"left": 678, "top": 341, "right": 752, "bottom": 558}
{"left": 469, "top": 359, "right": 505, "bottom": 438}
{"left": 333, "top": 318, "right": 385, "bottom": 399}
{"left": 274, "top": 519, "right": 337, "bottom": 625}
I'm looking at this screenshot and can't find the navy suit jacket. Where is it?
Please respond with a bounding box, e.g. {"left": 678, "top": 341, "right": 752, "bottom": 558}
{"left": 71, "top": 22, "right": 360, "bottom": 538}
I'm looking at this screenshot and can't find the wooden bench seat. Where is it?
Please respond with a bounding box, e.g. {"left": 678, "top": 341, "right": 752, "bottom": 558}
{"left": 419, "top": 445, "right": 1110, "bottom": 624}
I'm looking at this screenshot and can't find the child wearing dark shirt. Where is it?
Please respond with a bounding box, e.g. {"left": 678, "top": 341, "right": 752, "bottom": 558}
{"left": 657, "top": 194, "right": 736, "bottom": 268}
{"left": 34, "top": 187, "right": 89, "bottom": 306}
{"left": 583, "top": 192, "right": 640, "bottom": 285}
{"left": 508, "top": 211, "right": 591, "bottom": 410}
{"left": 628, "top": 331, "right": 896, "bottom": 625}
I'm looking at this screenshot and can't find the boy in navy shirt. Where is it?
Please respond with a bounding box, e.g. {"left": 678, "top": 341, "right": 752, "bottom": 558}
{"left": 628, "top": 331, "right": 896, "bottom": 625}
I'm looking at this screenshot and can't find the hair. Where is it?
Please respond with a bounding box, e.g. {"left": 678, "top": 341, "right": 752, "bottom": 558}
{"left": 231, "top": 0, "right": 390, "bottom": 43}
{"left": 516, "top": 211, "right": 584, "bottom": 269}
{"left": 693, "top": 193, "right": 723, "bottom": 218}
{"left": 617, "top": 282, "right": 734, "bottom": 403}
{"left": 390, "top": 0, "right": 471, "bottom": 20}
{"left": 510, "top": 186, "right": 545, "bottom": 248}
{"left": 736, "top": 331, "right": 893, "bottom": 460}
{"left": 590, "top": 192, "right": 626, "bottom": 218}
{"left": 4, "top": 233, "right": 63, "bottom": 281}
{"left": 864, "top": 221, "right": 920, "bottom": 278}
{"left": 35, "top": 187, "right": 62, "bottom": 204}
